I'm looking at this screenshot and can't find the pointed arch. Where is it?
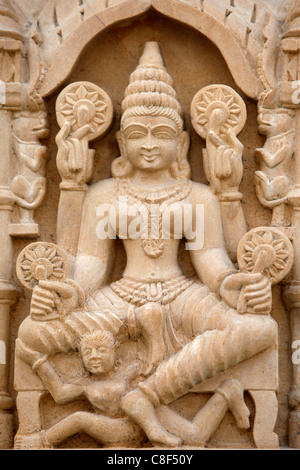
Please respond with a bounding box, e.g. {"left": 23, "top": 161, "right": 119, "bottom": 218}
{"left": 39, "top": 0, "right": 262, "bottom": 99}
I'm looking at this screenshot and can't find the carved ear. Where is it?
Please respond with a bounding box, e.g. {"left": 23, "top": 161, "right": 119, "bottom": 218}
{"left": 111, "top": 130, "right": 133, "bottom": 178}
{"left": 179, "top": 131, "right": 190, "bottom": 160}
{"left": 116, "top": 130, "right": 127, "bottom": 158}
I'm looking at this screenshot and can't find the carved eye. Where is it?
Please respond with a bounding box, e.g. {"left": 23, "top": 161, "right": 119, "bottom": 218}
{"left": 152, "top": 131, "right": 174, "bottom": 140}
{"left": 127, "top": 131, "right": 146, "bottom": 140}
{"left": 126, "top": 131, "right": 147, "bottom": 139}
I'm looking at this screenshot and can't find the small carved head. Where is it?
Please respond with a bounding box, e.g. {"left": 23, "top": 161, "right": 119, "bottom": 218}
{"left": 13, "top": 110, "right": 50, "bottom": 141}
{"left": 257, "top": 107, "right": 295, "bottom": 138}
{"left": 112, "top": 42, "right": 191, "bottom": 180}
{"left": 79, "top": 329, "right": 116, "bottom": 376}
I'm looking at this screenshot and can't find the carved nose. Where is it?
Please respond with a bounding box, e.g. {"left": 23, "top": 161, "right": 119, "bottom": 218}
{"left": 142, "top": 131, "right": 159, "bottom": 151}
{"left": 90, "top": 348, "right": 101, "bottom": 358}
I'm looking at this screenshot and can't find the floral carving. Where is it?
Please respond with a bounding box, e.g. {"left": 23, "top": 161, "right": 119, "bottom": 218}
{"left": 190, "top": 84, "right": 246, "bottom": 139}
{"left": 56, "top": 82, "right": 113, "bottom": 141}
{"left": 237, "top": 227, "right": 294, "bottom": 284}
{"left": 16, "top": 242, "right": 69, "bottom": 289}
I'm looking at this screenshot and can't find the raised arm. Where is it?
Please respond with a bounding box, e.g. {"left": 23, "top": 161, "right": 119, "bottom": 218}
{"left": 16, "top": 339, "right": 85, "bottom": 405}
{"left": 73, "top": 180, "right": 116, "bottom": 296}
{"left": 56, "top": 121, "right": 95, "bottom": 259}
{"left": 188, "top": 184, "right": 236, "bottom": 296}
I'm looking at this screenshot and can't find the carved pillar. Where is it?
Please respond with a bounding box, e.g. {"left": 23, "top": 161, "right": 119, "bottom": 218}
{"left": 0, "top": 1, "right": 23, "bottom": 447}
{"left": 278, "top": 1, "right": 300, "bottom": 449}
{"left": 0, "top": 1, "right": 49, "bottom": 448}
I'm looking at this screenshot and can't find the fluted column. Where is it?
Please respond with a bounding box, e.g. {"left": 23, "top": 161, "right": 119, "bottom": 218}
{"left": 0, "top": 111, "right": 18, "bottom": 448}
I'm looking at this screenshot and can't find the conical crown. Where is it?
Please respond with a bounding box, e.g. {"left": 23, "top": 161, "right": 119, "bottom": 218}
{"left": 121, "top": 42, "right": 184, "bottom": 130}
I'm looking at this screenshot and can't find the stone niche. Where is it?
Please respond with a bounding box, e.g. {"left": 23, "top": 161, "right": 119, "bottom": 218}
{"left": 3, "top": 1, "right": 297, "bottom": 450}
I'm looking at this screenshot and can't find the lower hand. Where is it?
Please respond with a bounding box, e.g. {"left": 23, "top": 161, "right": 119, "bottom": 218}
{"left": 220, "top": 272, "right": 272, "bottom": 315}
{"left": 30, "top": 279, "right": 84, "bottom": 321}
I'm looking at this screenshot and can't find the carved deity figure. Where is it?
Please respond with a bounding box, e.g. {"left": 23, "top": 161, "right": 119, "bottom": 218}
{"left": 255, "top": 107, "right": 295, "bottom": 223}
{"left": 16, "top": 42, "right": 280, "bottom": 448}
{"left": 10, "top": 110, "right": 49, "bottom": 224}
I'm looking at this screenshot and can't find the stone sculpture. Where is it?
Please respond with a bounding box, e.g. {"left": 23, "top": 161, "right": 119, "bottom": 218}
{"left": 10, "top": 109, "right": 49, "bottom": 229}
{"left": 13, "top": 42, "right": 294, "bottom": 449}
{"left": 1, "top": 0, "right": 300, "bottom": 451}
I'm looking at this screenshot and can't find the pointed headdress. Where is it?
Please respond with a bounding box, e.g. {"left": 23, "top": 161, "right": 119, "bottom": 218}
{"left": 113, "top": 42, "right": 191, "bottom": 180}
{"left": 121, "top": 42, "right": 184, "bottom": 130}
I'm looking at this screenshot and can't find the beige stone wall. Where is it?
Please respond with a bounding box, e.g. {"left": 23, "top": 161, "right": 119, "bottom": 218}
{"left": 9, "top": 11, "right": 291, "bottom": 447}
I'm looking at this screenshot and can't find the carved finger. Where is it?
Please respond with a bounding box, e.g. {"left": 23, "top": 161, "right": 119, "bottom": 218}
{"left": 227, "top": 129, "right": 243, "bottom": 154}
{"left": 208, "top": 130, "right": 225, "bottom": 148}
{"left": 222, "top": 148, "right": 233, "bottom": 178}
{"left": 71, "top": 124, "right": 91, "bottom": 140}
{"left": 225, "top": 272, "right": 262, "bottom": 290}
{"left": 31, "top": 307, "right": 52, "bottom": 318}
{"left": 243, "top": 285, "right": 270, "bottom": 300}
{"left": 215, "top": 145, "right": 227, "bottom": 179}
{"left": 75, "top": 139, "right": 84, "bottom": 171}
{"left": 33, "top": 286, "right": 55, "bottom": 299}
{"left": 253, "top": 301, "right": 272, "bottom": 313}
{"left": 86, "top": 149, "right": 95, "bottom": 182}
{"left": 31, "top": 299, "right": 54, "bottom": 314}
{"left": 32, "top": 293, "right": 55, "bottom": 307}
{"left": 39, "top": 280, "right": 76, "bottom": 299}
{"left": 247, "top": 293, "right": 271, "bottom": 308}
{"left": 32, "top": 294, "right": 55, "bottom": 308}
{"left": 202, "top": 148, "right": 211, "bottom": 182}
{"left": 243, "top": 278, "right": 269, "bottom": 293}
{"left": 67, "top": 141, "right": 77, "bottom": 172}
{"left": 56, "top": 121, "right": 71, "bottom": 146}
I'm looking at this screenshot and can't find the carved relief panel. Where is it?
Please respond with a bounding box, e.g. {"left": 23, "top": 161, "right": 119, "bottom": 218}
{"left": 0, "top": 0, "right": 299, "bottom": 451}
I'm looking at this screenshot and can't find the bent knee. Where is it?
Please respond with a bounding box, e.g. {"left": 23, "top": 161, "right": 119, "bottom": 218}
{"left": 18, "top": 317, "right": 57, "bottom": 355}
{"left": 258, "top": 316, "right": 277, "bottom": 347}
{"left": 121, "top": 390, "right": 135, "bottom": 413}
{"left": 237, "top": 314, "right": 277, "bottom": 349}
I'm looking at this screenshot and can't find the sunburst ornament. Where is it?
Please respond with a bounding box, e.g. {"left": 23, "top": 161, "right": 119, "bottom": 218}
{"left": 190, "top": 84, "right": 246, "bottom": 139}
{"left": 16, "top": 242, "right": 69, "bottom": 290}
{"left": 56, "top": 81, "right": 113, "bottom": 141}
{"left": 237, "top": 227, "right": 293, "bottom": 284}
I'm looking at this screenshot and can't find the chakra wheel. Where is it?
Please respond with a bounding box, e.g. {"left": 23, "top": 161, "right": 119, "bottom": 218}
{"left": 237, "top": 227, "right": 294, "bottom": 284}
{"left": 190, "top": 84, "right": 247, "bottom": 139}
{"left": 56, "top": 81, "right": 113, "bottom": 141}
{"left": 16, "top": 242, "right": 69, "bottom": 290}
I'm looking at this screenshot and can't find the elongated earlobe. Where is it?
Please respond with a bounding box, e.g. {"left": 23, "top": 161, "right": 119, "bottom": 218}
{"left": 116, "top": 131, "right": 126, "bottom": 158}
{"left": 111, "top": 131, "right": 134, "bottom": 178}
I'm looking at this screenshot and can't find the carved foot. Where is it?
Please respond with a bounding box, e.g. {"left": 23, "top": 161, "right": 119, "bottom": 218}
{"left": 14, "top": 431, "right": 52, "bottom": 450}
{"left": 216, "top": 379, "right": 250, "bottom": 429}
{"left": 249, "top": 390, "right": 279, "bottom": 449}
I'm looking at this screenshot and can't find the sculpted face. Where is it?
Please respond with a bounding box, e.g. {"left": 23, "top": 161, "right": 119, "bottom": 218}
{"left": 120, "top": 115, "right": 180, "bottom": 173}
{"left": 258, "top": 109, "right": 294, "bottom": 138}
{"left": 80, "top": 335, "right": 115, "bottom": 376}
{"left": 13, "top": 112, "right": 50, "bottom": 141}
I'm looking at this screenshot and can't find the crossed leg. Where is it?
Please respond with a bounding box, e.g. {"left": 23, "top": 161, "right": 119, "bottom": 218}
{"left": 157, "top": 379, "right": 250, "bottom": 446}
{"left": 122, "top": 310, "right": 277, "bottom": 446}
